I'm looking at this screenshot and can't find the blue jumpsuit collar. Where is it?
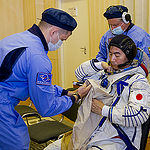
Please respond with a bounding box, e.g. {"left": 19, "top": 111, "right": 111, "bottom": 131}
{"left": 28, "top": 24, "right": 48, "bottom": 51}
{"left": 125, "top": 23, "right": 134, "bottom": 33}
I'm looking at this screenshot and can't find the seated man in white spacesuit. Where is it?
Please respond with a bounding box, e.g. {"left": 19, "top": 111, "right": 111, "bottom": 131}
{"left": 45, "top": 34, "right": 150, "bottom": 150}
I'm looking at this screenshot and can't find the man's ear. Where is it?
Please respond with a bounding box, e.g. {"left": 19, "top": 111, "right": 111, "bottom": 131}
{"left": 49, "top": 26, "right": 59, "bottom": 36}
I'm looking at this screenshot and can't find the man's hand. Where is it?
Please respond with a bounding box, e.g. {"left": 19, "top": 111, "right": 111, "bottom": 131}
{"left": 101, "top": 61, "right": 109, "bottom": 70}
{"left": 91, "top": 99, "right": 104, "bottom": 115}
{"left": 77, "top": 83, "right": 92, "bottom": 98}
{"left": 101, "top": 61, "right": 113, "bottom": 72}
{"left": 67, "top": 83, "right": 91, "bottom": 102}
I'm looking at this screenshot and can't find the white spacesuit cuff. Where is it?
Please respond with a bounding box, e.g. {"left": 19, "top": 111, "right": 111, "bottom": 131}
{"left": 102, "top": 105, "right": 110, "bottom": 117}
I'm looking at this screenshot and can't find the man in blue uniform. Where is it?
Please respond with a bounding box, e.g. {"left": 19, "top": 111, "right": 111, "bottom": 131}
{"left": 0, "top": 8, "right": 91, "bottom": 149}
{"left": 75, "top": 5, "right": 150, "bottom": 82}
{"left": 96, "top": 5, "right": 150, "bottom": 62}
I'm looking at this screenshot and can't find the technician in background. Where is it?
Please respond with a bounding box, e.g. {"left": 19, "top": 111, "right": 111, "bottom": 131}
{"left": 0, "top": 8, "right": 91, "bottom": 150}
{"left": 96, "top": 5, "right": 150, "bottom": 62}
{"left": 75, "top": 5, "right": 150, "bottom": 82}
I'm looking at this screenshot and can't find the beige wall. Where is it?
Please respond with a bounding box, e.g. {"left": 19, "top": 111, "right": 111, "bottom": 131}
{"left": 0, "top": 0, "right": 24, "bottom": 39}
{"left": 88, "top": 0, "right": 120, "bottom": 59}
{"left": 0, "top": 0, "right": 58, "bottom": 85}
{"left": 60, "top": 0, "right": 90, "bottom": 88}
{"left": 0, "top": 0, "right": 150, "bottom": 88}
{"left": 58, "top": 0, "right": 150, "bottom": 88}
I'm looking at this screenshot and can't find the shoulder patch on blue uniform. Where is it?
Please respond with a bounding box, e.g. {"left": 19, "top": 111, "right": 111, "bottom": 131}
{"left": 36, "top": 72, "right": 52, "bottom": 85}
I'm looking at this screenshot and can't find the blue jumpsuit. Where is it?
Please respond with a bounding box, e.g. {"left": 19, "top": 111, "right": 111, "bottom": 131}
{"left": 96, "top": 24, "right": 150, "bottom": 62}
{"left": 0, "top": 24, "right": 73, "bottom": 150}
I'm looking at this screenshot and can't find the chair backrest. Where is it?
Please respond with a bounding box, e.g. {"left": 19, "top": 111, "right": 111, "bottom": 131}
{"left": 140, "top": 116, "right": 150, "bottom": 150}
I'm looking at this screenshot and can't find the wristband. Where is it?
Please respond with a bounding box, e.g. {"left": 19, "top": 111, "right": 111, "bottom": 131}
{"left": 73, "top": 92, "right": 81, "bottom": 100}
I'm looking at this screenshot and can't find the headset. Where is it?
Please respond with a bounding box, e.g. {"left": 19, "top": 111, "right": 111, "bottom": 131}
{"left": 122, "top": 11, "right": 131, "bottom": 24}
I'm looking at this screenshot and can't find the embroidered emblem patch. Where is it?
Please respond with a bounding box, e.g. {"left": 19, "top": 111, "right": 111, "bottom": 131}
{"left": 36, "top": 72, "right": 52, "bottom": 85}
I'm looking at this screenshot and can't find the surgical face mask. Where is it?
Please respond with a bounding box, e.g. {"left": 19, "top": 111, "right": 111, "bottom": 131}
{"left": 110, "top": 23, "right": 125, "bottom": 35}
{"left": 48, "top": 33, "right": 63, "bottom": 51}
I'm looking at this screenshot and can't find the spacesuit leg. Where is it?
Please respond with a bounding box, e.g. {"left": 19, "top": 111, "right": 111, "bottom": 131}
{"left": 87, "top": 138, "right": 126, "bottom": 150}
{"left": 44, "top": 138, "right": 61, "bottom": 150}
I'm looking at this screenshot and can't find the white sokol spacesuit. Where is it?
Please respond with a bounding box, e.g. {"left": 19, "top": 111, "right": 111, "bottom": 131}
{"left": 45, "top": 63, "right": 150, "bottom": 150}
{"left": 45, "top": 35, "right": 150, "bottom": 150}
{"left": 72, "top": 66, "right": 150, "bottom": 150}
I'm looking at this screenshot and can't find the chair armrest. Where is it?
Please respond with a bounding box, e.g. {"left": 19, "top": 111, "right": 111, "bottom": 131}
{"left": 59, "top": 115, "right": 65, "bottom": 122}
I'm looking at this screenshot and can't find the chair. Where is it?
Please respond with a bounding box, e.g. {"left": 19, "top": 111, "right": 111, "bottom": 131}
{"left": 140, "top": 116, "right": 150, "bottom": 150}
{"left": 14, "top": 105, "right": 73, "bottom": 146}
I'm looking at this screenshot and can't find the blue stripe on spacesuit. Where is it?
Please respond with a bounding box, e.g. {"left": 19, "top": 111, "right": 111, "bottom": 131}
{"left": 76, "top": 66, "right": 83, "bottom": 78}
{"left": 112, "top": 124, "right": 138, "bottom": 150}
{"left": 128, "top": 106, "right": 135, "bottom": 126}
{"left": 75, "top": 65, "right": 87, "bottom": 81}
{"left": 133, "top": 107, "right": 144, "bottom": 126}
{"left": 128, "top": 106, "right": 137, "bottom": 126}
{"left": 127, "top": 107, "right": 130, "bottom": 127}
{"left": 88, "top": 117, "right": 106, "bottom": 143}
{"left": 98, "top": 117, "right": 107, "bottom": 127}
{"left": 140, "top": 110, "right": 148, "bottom": 121}
{"left": 90, "top": 59, "right": 100, "bottom": 72}
{"left": 132, "top": 127, "right": 137, "bottom": 143}
{"left": 116, "top": 81, "right": 129, "bottom": 96}
{"left": 110, "top": 80, "right": 129, "bottom": 122}
{"left": 140, "top": 111, "right": 147, "bottom": 122}
{"left": 125, "top": 106, "right": 127, "bottom": 126}
{"left": 80, "top": 65, "right": 87, "bottom": 75}
{"left": 123, "top": 106, "right": 147, "bottom": 117}
{"left": 75, "top": 68, "right": 82, "bottom": 79}
{"left": 110, "top": 79, "right": 129, "bottom": 122}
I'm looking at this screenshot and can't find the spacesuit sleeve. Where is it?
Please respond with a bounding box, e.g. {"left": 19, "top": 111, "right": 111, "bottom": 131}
{"left": 109, "top": 78, "right": 150, "bottom": 127}
{"left": 75, "top": 59, "right": 102, "bottom": 82}
{"left": 27, "top": 53, "right": 73, "bottom": 117}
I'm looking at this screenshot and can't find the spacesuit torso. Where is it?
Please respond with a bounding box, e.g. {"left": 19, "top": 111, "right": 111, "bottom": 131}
{"left": 70, "top": 66, "right": 150, "bottom": 150}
